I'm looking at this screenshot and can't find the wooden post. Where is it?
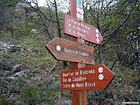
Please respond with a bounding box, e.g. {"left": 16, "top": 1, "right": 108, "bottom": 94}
{"left": 70, "top": 0, "right": 87, "bottom": 105}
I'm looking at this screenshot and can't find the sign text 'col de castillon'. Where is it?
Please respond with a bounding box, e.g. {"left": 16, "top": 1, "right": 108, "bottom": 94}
{"left": 61, "top": 64, "right": 115, "bottom": 91}
{"left": 45, "top": 0, "right": 115, "bottom": 104}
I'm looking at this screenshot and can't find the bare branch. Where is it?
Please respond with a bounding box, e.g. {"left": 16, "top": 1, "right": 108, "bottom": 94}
{"left": 101, "top": 1, "right": 138, "bottom": 47}
{"left": 53, "top": 0, "right": 62, "bottom": 37}
{"left": 110, "top": 42, "right": 131, "bottom": 70}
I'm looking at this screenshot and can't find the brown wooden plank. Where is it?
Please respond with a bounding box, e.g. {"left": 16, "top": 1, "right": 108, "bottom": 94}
{"left": 61, "top": 64, "right": 115, "bottom": 91}
{"left": 64, "top": 14, "right": 103, "bottom": 44}
{"left": 70, "top": 0, "right": 88, "bottom": 105}
{"left": 45, "top": 37, "right": 95, "bottom": 65}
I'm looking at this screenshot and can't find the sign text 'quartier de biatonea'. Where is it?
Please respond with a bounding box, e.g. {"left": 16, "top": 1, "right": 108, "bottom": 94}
{"left": 46, "top": 37, "right": 95, "bottom": 65}
{"left": 61, "top": 64, "right": 115, "bottom": 91}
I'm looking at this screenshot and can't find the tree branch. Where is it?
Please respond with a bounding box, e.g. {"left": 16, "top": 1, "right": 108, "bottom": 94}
{"left": 110, "top": 42, "right": 131, "bottom": 70}
{"left": 53, "top": 0, "right": 62, "bottom": 37}
{"left": 101, "top": 1, "right": 137, "bottom": 47}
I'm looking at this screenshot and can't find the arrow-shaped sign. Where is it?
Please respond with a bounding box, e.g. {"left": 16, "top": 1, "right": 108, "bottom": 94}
{"left": 45, "top": 37, "right": 95, "bottom": 64}
{"left": 64, "top": 14, "right": 103, "bottom": 44}
{"left": 61, "top": 64, "right": 115, "bottom": 91}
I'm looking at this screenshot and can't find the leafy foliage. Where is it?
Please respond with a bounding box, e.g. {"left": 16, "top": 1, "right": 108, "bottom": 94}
{"left": 0, "top": 0, "right": 19, "bottom": 11}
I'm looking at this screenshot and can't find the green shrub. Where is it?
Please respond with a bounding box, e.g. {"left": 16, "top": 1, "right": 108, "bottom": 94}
{"left": 0, "top": 97, "right": 10, "bottom": 105}
{"left": 21, "top": 86, "right": 38, "bottom": 105}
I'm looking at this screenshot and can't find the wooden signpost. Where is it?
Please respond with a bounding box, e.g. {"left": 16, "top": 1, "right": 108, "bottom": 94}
{"left": 61, "top": 64, "right": 115, "bottom": 91}
{"left": 45, "top": 37, "right": 95, "bottom": 65}
{"left": 68, "top": 1, "right": 88, "bottom": 104}
{"left": 45, "top": 0, "right": 115, "bottom": 105}
{"left": 64, "top": 14, "right": 103, "bottom": 44}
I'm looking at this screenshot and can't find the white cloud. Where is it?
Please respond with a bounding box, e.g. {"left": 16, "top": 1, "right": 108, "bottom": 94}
{"left": 37, "top": 0, "right": 47, "bottom": 6}
{"left": 36, "top": 0, "right": 69, "bottom": 13}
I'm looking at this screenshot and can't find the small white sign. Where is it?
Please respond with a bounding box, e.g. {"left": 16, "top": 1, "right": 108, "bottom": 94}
{"left": 98, "top": 67, "right": 104, "bottom": 73}
{"left": 76, "top": 0, "right": 83, "bottom": 20}
{"left": 98, "top": 74, "right": 104, "bottom": 80}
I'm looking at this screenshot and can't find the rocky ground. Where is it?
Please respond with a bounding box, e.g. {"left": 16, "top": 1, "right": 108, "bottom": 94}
{"left": 0, "top": 40, "right": 71, "bottom": 105}
{"left": 0, "top": 39, "right": 139, "bottom": 105}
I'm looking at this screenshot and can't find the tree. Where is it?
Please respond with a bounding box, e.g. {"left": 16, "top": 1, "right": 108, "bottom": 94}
{"left": 84, "top": 0, "right": 140, "bottom": 70}
{"left": 23, "top": 0, "right": 65, "bottom": 41}
{"left": 0, "top": 0, "right": 20, "bottom": 30}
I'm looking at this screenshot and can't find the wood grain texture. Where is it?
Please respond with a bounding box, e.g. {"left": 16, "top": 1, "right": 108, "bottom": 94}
{"left": 46, "top": 37, "right": 95, "bottom": 65}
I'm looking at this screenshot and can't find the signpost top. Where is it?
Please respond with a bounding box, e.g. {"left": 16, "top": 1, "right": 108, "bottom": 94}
{"left": 64, "top": 14, "right": 103, "bottom": 44}
{"left": 76, "top": 0, "right": 83, "bottom": 20}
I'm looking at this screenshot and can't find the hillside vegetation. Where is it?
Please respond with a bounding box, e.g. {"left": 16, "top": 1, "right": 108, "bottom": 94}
{"left": 0, "top": 0, "right": 140, "bottom": 105}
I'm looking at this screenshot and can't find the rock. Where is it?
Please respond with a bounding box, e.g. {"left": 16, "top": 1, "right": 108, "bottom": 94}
{"left": 0, "top": 60, "right": 12, "bottom": 71}
{"left": 14, "top": 70, "right": 26, "bottom": 77}
{"left": 26, "top": 47, "right": 40, "bottom": 54}
{"left": 0, "top": 48, "right": 7, "bottom": 52}
{"left": 0, "top": 41, "right": 10, "bottom": 48}
{"left": 56, "top": 99, "right": 71, "bottom": 105}
{"left": 9, "top": 66, "right": 33, "bottom": 80}
{"left": 31, "top": 29, "right": 39, "bottom": 33}
{"left": 3, "top": 71, "right": 11, "bottom": 76}
{"left": 0, "top": 41, "right": 10, "bottom": 52}
{"left": 9, "top": 70, "right": 28, "bottom": 80}
{"left": 32, "top": 76, "right": 42, "bottom": 81}
{"left": 11, "top": 64, "right": 22, "bottom": 73}
{"left": 8, "top": 76, "right": 16, "bottom": 80}
{"left": 31, "top": 47, "right": 39, "bottom": 54}
{"left": 8, "top": 45, "right": 18, "bottom": 52}
{"left": 0, "top": 41, "right": 24, "bottom": 53}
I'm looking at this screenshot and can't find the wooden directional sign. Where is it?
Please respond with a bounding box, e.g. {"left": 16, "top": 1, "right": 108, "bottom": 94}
{"left": 45, "top": 37, "right": 95, "bottom": 64}
{"left": 64, "top": 14, "right": 103, "bottom": 44}
{"left": 61, "top": 64, "right": 115, "bottom": 91}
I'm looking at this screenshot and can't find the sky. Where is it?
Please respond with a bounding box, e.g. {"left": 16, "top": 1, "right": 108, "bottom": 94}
{"left": 36, "top": 0, "right": 69, "bottom": 13}
{"left": 37, "top": 0, "right": 47, "bottom": 6}
{"left": 31, "top": 0, "right": 115, "bottom": 13}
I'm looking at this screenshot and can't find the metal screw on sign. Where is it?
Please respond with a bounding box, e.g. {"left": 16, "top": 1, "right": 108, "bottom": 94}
{"left": 98, "top": 74, "right": 104, "bottom": 80}
{"left": 98, "top": 67, "right": 104, "bottom": 80}
{"left": 98, "top": 67, "right": 104, "bottom": 73}
{"left": 56, "top": 45, "right": 61, "bottom": 51}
